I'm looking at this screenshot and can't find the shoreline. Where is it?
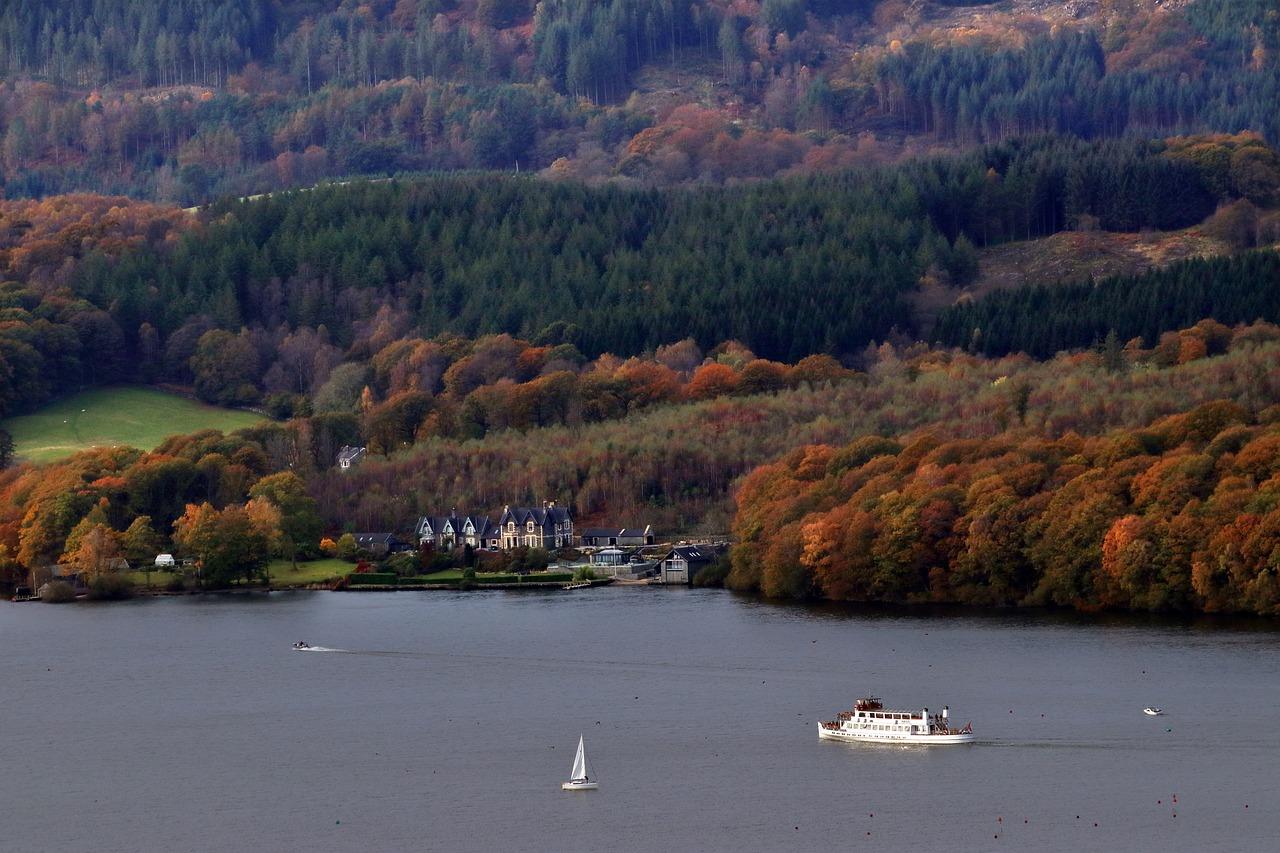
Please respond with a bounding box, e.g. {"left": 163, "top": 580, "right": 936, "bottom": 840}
{"left": 15, "top": 583, "right": 1280, "bottom": 631}
{"left": 14, "top": 576, "right": 620, "bottom": 601}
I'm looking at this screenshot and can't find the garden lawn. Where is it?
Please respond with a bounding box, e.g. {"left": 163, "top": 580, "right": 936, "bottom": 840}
{"left": 124, "top": 569, "right": 181, "bottom": 589}
{"left": 267, "top": 558, "right": 351, "bottom": 586}
{"left": 420, "top": 569, "right": 464, "bottom": 580}
{"left": 122, "top": 559, "right": 349, "bottom": 590}
{"left": 3, "top": 386, "right": 265, "bottom": 464}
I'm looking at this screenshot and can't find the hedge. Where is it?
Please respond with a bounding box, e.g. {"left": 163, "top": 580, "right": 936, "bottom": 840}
{"left": 347, "top": 572, "right": 397, "bottom": 585}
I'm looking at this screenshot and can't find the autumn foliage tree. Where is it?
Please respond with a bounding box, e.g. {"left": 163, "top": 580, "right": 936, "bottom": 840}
{"left": 730, "top": 398, "right": 1280, "bottom": 616}
{"left": 65, "top": 524, "right": 122, "bottom": 580}
{"left": 172, "top": 502, "right": 276, "bottom": 587}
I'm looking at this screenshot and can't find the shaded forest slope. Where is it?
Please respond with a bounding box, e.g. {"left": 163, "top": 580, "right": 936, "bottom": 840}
{"left": 0, "top": 1, "right": 1277, "bottom": 200}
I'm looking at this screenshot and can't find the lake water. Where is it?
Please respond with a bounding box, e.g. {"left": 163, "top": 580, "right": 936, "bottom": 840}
{"left": 3, "top": 587, "right": 1279, "bottom": 852}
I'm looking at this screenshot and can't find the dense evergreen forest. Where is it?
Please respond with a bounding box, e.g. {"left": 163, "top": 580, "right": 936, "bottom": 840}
{"left": 72, "top": 135, "right": 1260, "bottom": 361}
{"left": 876, "top": 16, "right": 1280, "bottom": 144}
{"left": 3, "top": 133, "right": 1276, "bottom": 426}
{"left": 0, "top": 1, "right": 1277, "bottom": 199}
{"left": 935, "top": 250, "right": 1280, "bottom": 358}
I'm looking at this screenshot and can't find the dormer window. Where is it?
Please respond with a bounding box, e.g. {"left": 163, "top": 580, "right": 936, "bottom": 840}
{"left": 527, "top": 521, "right": 535, "bottom": 532}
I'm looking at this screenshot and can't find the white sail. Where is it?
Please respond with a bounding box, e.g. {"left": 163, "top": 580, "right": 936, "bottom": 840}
{"left": 570, "top": 735, "right": 589, "bottom": 782}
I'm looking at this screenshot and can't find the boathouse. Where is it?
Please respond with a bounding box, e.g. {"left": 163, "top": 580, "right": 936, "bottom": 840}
{"left": 658, "top": 545, "right": 720, "bottom": 585}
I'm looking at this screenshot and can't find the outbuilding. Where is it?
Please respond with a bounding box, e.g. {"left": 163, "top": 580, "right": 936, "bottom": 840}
{"left": 658, "top": 545, "right": 721, "bottom": 585}
{"left": 353, "top": 533, "right": 403, "bottom": 557}
{"left": 580, "top": 525, "right": 655, "bottom": 547}
{"left": 337, "top": 445, "right": 367, "bottom": 470}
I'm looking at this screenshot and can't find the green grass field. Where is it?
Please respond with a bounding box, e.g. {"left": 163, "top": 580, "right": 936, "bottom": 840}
{"left": 267, "top": 558, "right": 351, "bottom": 586}
{"left": 126, "top": 558, "right": 353, "bottom": 590}
{"left": 3, "top": 386, "right": 265, "bottom": 464}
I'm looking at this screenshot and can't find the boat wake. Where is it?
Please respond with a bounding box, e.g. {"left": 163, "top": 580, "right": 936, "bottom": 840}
{"left": 293, "top": 645, "right": 345, "bottom": 652}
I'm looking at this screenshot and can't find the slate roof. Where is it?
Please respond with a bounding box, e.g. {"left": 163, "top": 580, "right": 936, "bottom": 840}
{"left": 500, "top": 504, "right": 572, "bottom": 531}
{"left": 416, "top": 514, "right": 498, "bottom": 540}
{"left": 582, "top": 525, "right": 652, "bottom": 538}
{"left": 337, "top": 445, "right": 366, "bottom": 464}
{"left": 664, "top": 545, "right": 718, "bottom": 564}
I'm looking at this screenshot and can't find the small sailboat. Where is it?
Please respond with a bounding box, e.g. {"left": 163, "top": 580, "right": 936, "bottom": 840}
{"left": 1143, "top": 707, "right": 1164, "bottom": 716}
{"left": 561, "top": 735, "right": 598, "bottom": 791}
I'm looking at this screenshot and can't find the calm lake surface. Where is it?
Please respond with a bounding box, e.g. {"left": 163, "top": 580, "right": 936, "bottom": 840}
{"left": 4, "top": 587, "right": 1279, "bottom": 852}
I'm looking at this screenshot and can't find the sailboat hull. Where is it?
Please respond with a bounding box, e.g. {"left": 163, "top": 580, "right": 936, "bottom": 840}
{"left": 561, "top": 781, "right": 599, "bottom": 791}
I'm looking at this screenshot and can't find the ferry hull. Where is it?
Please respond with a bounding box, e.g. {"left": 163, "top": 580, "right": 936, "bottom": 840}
{"left": 817, "top": 722, "right": 974, "bottom": 745}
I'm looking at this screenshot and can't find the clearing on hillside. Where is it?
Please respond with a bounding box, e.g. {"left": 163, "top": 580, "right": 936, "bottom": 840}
{"left": 2, "top": 386, "right": 265, "bottom": 464}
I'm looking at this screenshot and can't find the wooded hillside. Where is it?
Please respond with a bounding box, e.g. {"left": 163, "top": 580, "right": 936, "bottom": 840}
{"left": 729, "top": 392, "right": 1280, "bottom": 615}
{"left": 3, "top": 134, "right": 1276, "bottom": 424}
{"left": 1, "top": 1, "right": 1276, "bottom": 200}
{"left": 4, "top": 315, "right": 1275, "bottom": 601}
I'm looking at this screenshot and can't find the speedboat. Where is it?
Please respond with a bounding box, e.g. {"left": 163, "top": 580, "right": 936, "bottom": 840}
{"left": 293, "top": 641, "right": 311, "bottom": 650}
{"left": 1143, "top": 707, "right": 1164, "bottom": 716}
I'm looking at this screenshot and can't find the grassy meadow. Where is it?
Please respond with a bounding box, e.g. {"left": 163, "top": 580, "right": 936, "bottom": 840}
{"left": 3, "top": 386, "right": 265, "bottom": 464}
{"left": 125, "top": 559, "right": 353, "bottom": 590}
{"left": 266, "top": 558, "right": 351, "bottom": 586}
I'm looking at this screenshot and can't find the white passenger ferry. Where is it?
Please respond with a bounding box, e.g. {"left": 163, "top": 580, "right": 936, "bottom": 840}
{"left": 818, "top": 697, "right": 974, "bottom": 745}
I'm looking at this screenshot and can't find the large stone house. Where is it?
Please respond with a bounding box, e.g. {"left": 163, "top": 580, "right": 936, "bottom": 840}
{"left": 499, "top": 502, "right": 573, "bottom": 550}
{"left": 415, "top": 514, "right": 501, "bottom": 551}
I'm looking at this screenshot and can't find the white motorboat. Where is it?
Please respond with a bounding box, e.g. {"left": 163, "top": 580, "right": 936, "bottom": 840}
{"left": 292, "top": 641, "right": 311, "bottom": 650}
{"left": 561, "top": 735, "right": 598, "bottom": 790}
{"left": 1143, "top": 707, "right": 1164, "bottom": 716}
{"left": 819, "top": 697, "right": 975, "bottom": 745}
